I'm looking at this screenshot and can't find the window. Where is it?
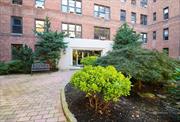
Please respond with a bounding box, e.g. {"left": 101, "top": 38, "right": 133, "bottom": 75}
{"left": 141, "top": 33, "right": 147, "bottom": 43}
{"left": 11, "top": 44, "right": 23, "bottom": 60}
{"left": 140, "top": 14, "right": 147, "bottom": 25}
{"left": 94, "top": 27, "right": 110, "bottom": 40}
{"left": 163, "top": 28, "right": 169, "bottom": 40}
{"left": 131, "top": 0, "right": 136, "bottom": 5}
{"left": 153, "top": 12, "right": 156, "bottom": 21}
{"left": 35, "top": 0, "right": 45, "bottom": 8}
{"left": 140, "top": 0, "right": 148, "bottom": 8}
{"left": 153, "top": 0, "right": 156, "bottom": 2}
{"left": 120, "top": 10, "right": 126, "bottom": 21}
{"left": 12, "top": 0, "right": 22, "bottom": 5}
{"left": 153, "top": 31, "right": 156, "bottom": 40}
{"left": 131, "top": 12, "right": 136, "bottom": 24}
{"left": 121, "top": 0, "right": 126, "bottom": 2}
{"left": 163, "top": 48, "right": 169, "bottom": 55}
{"left": 62, "top": 23, "right": 82, "bottom": 38}
{"left": 163, "top": 7, "right": 169, "bottom": 20}
{"left": 62, "top": 0, "right": 82, "bottom": 15}
{"left": 11, "top": 16, "right": 23, "bottom": 34}
{"left": 35, "top": 20, "right": 45, "bottom": 33}
{"left": 94, "top": 5, "right": 110, "bottom": 20}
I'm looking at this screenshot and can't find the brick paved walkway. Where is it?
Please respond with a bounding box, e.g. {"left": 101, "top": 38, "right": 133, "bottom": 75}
{"left": 0, "top": 70, "right": 75, "bottom": 122}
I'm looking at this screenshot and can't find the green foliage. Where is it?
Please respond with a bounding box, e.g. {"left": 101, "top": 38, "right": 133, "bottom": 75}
{"left": 172, "top": 68, "right": 180, "bottom": 81}
{"left": 0, "top": 60, "right": 24, "bottom": 75}
{"left": 0, "top": 62, "right": 9, "bottom": 75}
{"left": 96, "top": 47, "right": 179, "bottom": 84}
{"left": 12, "top": 44, "right": 34, "bottom": 73}
{"left": 35, "top": 17, "right": 67, "bottom": 70}
{"left": 7, "top": 60, "right": 24, "bottom": 73}
{"left": 70, "top": 66, "right": 131, "bottom": 112}
{"left": 80, "top": 56, "right": 98, "bottom": 66}
{"left": 113, "top": 23, "right": 140, "bottom": 49}
{"left": 96, "top": 23, "right": 180, "bottom": 89}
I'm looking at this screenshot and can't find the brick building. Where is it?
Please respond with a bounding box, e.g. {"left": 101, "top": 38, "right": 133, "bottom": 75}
{"left": 0, "top": 0, "right": 179, "bottom": 68}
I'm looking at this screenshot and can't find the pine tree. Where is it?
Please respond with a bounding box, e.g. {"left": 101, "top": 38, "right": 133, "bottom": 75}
{"left": 35, "top": 17, "right": 67, "bottom": 70}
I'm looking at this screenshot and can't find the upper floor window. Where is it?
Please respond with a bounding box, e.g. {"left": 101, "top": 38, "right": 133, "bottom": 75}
{"left": 131, "top": 12, "right": 136, "bottom": 24}
{"left": 153, "top": 31, "right": 156, "bottom": 40}
{"left": 62, "top": 0, "right": 82, "bottom": 15}
{"left": 153, "top": 12, "right": 156, "bottom": 21}
{"left": 153, "top": 0, "right": 156, "bottom": 2}
{"left": 11, "top": 16, "right": 23, "bottom": 34}
{"left": 12, "top": 0, "right": 22, "bottom": 5}
{"left": 35, "top": 20, "right": 45, "bottom": 33}
{"left": 163, "top": 28, "right": 169, "bottom": 40}
{"left": 120, "top": 10, "right": 126, "bottom": 21}
{"left": 94, "top": 5, "right": 110, "bottom": 20}
{"left": 94, "top": 27, "right": 110, "bottom": 40}
{"left": 140, "top": 0, "right": 148, "bottom": 8}
{"left": 141, "top": 33, "right": 147, "bottom": 43}
{"left": 35, "top": 0, "right": 45, "bottom": 8}
{"left": 121, "top": 0, "right": 126, "bottom": 3}
{"left": 163, "top": 7, "right": 169, "bottom": 20}
{"left": 140, "top": 14, "right": 147, "bottom": 25}
{"left": 131, "top": 0, "right": 136, "bottom": 5}
{"left": 62, "top": 23, "right": 82, "bottom": 38}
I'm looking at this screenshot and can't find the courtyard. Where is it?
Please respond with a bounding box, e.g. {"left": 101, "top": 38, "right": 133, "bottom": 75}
{"left": 0, "top": 70, "right": 75, "bottom": 122}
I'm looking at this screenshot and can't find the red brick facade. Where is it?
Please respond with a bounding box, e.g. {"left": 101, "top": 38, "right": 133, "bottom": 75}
{"left": 0, "top": 0, "right": 179, "bottom": 61}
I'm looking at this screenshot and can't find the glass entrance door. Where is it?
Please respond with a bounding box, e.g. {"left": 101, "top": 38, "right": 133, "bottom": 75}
{"left": 72, "top": 49, "right": 102, "bottom": 66}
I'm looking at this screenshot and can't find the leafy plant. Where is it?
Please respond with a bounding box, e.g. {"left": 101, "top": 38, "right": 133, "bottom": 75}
{"left": 0, "top": 62, "right": 9, "bottom": 75}
{"left": 35, "top": 17, "right": 67, "bottom": 70}
{"left": 70, "top": 66, "right": 131, "bottom": 113}
{"left": 12, "top": 44, "right": 34, "bottom": 73}
{"left": 7, "top": 60, "right": 24, "bottom": 73}
{"left": 96, "top": 23, "right": 180, "bottom": 90}
{"left": 80, "top": 56, "right": 97, "bottom": 66}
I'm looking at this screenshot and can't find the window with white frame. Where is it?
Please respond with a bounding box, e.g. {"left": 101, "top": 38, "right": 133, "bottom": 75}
{"left": 141, "top": 33, "right": 147, "bottom": 43}
{"left": 131, "top": 12, "right": 136, "bottom": 24}
{"left": 35, "top": 20, "right": 45, "bottom": 33}
{"left": 163, "top": 7, "right": 169, "bottom": 20}
{"left": 62, "top": 0, "right": 82, "bottom": 14}
{"left": 94, "top": 4, "right": 110, "bottom": 20}
{"left": 120, "top": 10, "right": 126, "bottom": 21}
{"left": 35, "top": 0, "right": 45, "bottom": 8}
{"left": 62, "top": 23, "right": 82, "bottom": 38}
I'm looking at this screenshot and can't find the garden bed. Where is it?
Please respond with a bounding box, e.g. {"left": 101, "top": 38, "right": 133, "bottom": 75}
{"left": 65, "top": 83, "right": 179, "bottom": 122}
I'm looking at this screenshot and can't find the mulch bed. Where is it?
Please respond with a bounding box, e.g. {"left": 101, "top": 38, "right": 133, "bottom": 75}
{"left": 65, "top": 83, "right": 179, "bottom": 122}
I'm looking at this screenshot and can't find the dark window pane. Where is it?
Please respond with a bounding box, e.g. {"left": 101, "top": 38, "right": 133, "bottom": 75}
{"left": 11, "top": 16, "right": 23, "bottom": 34}
{"left": 12, "top": 0, "right": 22, "bottom": 5}
{"left": 94, "top": 27, "right": 110, "bottom": 40}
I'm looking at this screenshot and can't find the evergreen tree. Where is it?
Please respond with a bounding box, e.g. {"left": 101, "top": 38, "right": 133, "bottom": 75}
{"left": 35, "top": 17, "right": 67, "bottom": 70}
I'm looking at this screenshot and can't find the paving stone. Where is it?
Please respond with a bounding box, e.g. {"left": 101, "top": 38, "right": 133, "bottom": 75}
{"left": 0, "top": 71, "right": 75, "bottom": 122}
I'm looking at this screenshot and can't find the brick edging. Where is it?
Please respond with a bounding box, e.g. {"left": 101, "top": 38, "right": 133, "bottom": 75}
{"left": 60, "top": 87, "right": 77, "bottom": 122}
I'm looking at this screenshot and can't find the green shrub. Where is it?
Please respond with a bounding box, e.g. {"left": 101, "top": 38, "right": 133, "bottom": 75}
{"left": 0, "top": 62, "right": 9, "bottom": 75}
{"left": 70, "top": 66, "right": 131, "bottom": 113}
{"left": 7, "top": 60, "right": 24, "bottom": 74}
{"left": 80, "top": 56, "right": 97, "bottom": 66}
{"left": 35, "top": 17, "right": 67, "bottom": 70}
{"left": 96, "top": 23, "right": 180, "bottom": 90}
{"left": 12, "top": 44, "right": 34, "bottom": 73}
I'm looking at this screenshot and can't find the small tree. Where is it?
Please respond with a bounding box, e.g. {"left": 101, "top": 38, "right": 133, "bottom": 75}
{"left": 12, "top": 44, "right": 34, "bottom": 73}
{"left": 96, "top": 23, "right": 180, "bottom": 90}
{"left": 113, "top": 23, "right": 140, "bottom": 49}
{"left": 71, "top": 66, "right": 131, "bottom": 113}
{"left": 35, "top": 17, "right": 67, "bottom": 70}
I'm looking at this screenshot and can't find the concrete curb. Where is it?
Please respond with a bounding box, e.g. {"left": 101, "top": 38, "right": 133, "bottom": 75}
{"left": 60, "top": 87, "right": 77, "bottom": 122}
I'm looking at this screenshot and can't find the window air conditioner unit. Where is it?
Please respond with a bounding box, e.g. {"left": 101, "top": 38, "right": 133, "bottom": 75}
{"left": 36, "top": 5, "right": 44, "bottom": 9}
{"left": 100, "top": 36, "right": 106, "bottom": 40}
{"left": 69, "top": 10, "right": 75, "bottom": 14}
